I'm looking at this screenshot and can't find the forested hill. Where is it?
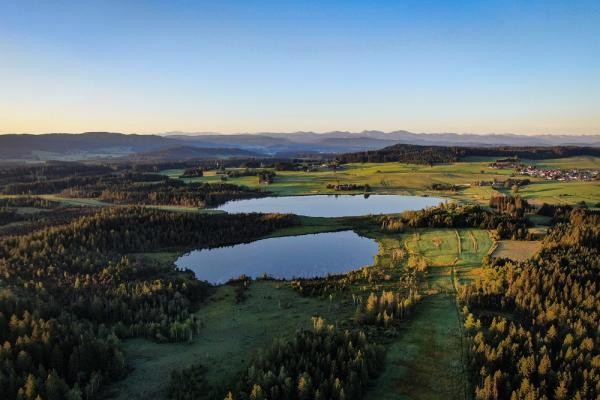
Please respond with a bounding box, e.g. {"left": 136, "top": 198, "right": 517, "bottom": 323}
{"left": 337, "top": 144, "right": 600, "bottom": 165}
{"left": 0, "top": 132, "right": 173, "bottom": 159}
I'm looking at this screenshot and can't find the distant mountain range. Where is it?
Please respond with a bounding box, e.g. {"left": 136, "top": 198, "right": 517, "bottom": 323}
{"left": 1, "top": 131, "right": 599, "bottom": 162}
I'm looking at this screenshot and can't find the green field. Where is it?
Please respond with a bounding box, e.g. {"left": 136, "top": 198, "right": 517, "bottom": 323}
{"left": 403, "top": 229, "right": 492, "bottom": 269}
{"left": 529, "top": 156, "right": 600, "bottom": 169}
{"left": 365, "top": 294, "right": 467, "bottom": 400}
{"left": 513, "top": 180, "right": 600, "bottom": 205}
{"left": 161, "top": 157, "right": 600, "bottom": 206}
{"left": 109, "top": 281, "right": 353, "bottom": 400}
{"left": 162, "top": 161, "right": 514, "bottom": 198}
{"left": 3, "top": 157, "right": 598, "bottom": 209}
{"left": 365, "top": 229, "right": 486, "bottom": 400}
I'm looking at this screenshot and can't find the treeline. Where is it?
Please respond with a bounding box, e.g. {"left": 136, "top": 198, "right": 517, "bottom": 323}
{"left": 96, "top": 180, "right": 265, "bottom": 207}
{"left": 537, "top": 203, "right": 577, "bottom": 223}
{"left": 326, "top": 183, "right": 370, "bottom": 191}
{"left": 0, "top": 208, "right": 298, "bottom": 400}
{"left": 0, "top": 208, "right": 96, "bottom": 239}
{"left": 1, "top": 172, "right": 165, "bottom": 196}
{"left": 0, "top": 162, "right": 113, "bottom": 187}
{"left": 338, "top": 144, "right": 600, "bottom": 165}
{"left": 222, "top": 169, "right": 276, "bottom": 184}
{"left": 1, "top": 169, "right": 266, "bottom": 208}
{"left": 0, "top": 196, "right": 59, "bottom": 209}
{"left": 337, "top": 144, "right": 463, "bottom": 165}
{"left": 488, "top": 195, "right": 531, "bottom": 218}
{"left": 291, "top": 266, "right": 391, "bottom": 298}
{"left": 460, "top": 208, "right": 600, "bottom": 400}
{"left": 180, "top": 167, "right": 204, "bottom": 178}
{"left": 379, "top": 203, "right": 532, "bottom": 239}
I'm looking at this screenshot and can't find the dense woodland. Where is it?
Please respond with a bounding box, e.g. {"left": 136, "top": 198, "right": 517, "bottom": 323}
{"left": 0, "top": 163, "right": 113, "bottom": 187}
{"left": 180, "top": 167, "right": 204, "bottom": 178}
{"left": 95, "top": 180, "right": 266, "bottom": 207}
{"left": 338, "top": 144, "right": 600, "bottom": 165}
{"left": 0, "top": 197, "right": 95, "bottom": 238}
{"left": 0, "top": 197, "right": 60, "bottom": 209}
{"left": 488, "top": 195, "right": 531, "bottom": 218}
{"left": 460, "top": 208, "right": 600, "bottom": 400}
{"left": 338, "top": 144, "right": 464, "bottom": 165}
{"left": 216, "top": 319, "right": 385, "bottom": 400}
{"left": 1, "top": 173, "right": 165, "bottom": 196}
{"left": 0, "top": 208, "right": 298, "bottom": 400}
{"left": 0, "top": 164, "right": 266, "bottom": 208}
{"left": 379, "top": 203, "right": 532, "bottom": 240}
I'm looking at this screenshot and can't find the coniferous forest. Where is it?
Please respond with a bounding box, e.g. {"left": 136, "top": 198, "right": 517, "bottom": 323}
{"left": 460, "top": 209, "right": 600, "bottom": 400}
{"left": 0, "top": 208, "right": 298, "bottom": 400}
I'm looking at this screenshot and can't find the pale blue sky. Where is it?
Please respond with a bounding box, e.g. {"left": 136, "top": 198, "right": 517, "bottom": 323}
{"left": 1, "top": 0, "right": 599, "bottom": 134}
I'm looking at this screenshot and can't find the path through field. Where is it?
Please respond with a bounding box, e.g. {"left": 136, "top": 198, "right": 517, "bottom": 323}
{"left": 366, "top": 283, "right": 467, "bottom": 400}
{"left": 366, "top": 229, "right": 490, "bottom": 400}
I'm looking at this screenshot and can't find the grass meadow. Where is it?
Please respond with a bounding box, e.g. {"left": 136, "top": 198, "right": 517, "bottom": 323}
{"left": 161, "top": 157, "right": 600, "bottom": 206}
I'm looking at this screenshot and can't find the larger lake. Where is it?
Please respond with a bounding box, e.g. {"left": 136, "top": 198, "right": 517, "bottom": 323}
{"left": 176, "top": 230, "right": 378, "bottom": 284}
{"left": 213, "top": 194, "right": 445, "bottom": 217}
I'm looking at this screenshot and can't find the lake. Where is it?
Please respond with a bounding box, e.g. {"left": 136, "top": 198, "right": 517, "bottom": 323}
{"left": 175, "top": 230, "right": 378, "bottom": 284}
{"left": 213, "top": 194, "right": 445, "bottom": 217}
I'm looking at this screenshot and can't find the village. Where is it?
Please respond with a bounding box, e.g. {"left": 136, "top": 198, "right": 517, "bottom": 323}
{"left": 489, "top": 158, "right": 599, "bottom": 181}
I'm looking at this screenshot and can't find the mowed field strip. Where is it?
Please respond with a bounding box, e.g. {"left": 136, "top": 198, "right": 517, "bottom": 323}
{"left": 403, "top": 229, "right": 492, "bottom": 269}
{"left": 492, "top": 240, "right": 542, "bottom": 261}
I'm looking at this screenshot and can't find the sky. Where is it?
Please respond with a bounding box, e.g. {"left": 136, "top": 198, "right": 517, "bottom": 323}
{"left": 0, "top": 0, "right": 599, "bottom": 135}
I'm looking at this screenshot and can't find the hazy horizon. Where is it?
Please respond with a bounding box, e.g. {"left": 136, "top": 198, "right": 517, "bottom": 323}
{"left": 1, "top": 1, "right": 599, "bottom": 135}
{"left": 1, "top": 130, "right": 600, "bottom": 137}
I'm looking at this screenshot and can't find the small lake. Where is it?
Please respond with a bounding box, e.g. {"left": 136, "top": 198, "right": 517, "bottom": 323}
{"left": 213, "top": 194, "right": 445, "bottom": 217}
{"left": 176, "top": 230, "right": 378, "bottom": 284}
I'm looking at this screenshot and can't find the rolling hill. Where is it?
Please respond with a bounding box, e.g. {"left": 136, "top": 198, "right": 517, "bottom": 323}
{"left": 1, "top": 131, "right": 599, "bottom": 162}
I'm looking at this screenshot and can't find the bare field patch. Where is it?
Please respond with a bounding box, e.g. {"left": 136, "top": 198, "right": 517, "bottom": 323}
{"left": 492, "top": 240, "right": 541, "bottom": 261}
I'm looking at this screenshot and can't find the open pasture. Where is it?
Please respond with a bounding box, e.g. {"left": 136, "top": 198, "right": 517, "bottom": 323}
{"left": 403, "top": 229, "right": 492, "bottom": 268}
{"left": 161, "top": 156, "right": 600, "bottom": 206}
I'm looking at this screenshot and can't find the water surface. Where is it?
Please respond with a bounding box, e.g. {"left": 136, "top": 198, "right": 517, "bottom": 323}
{"left": 214, "top": 194, "right": 444, "bottom": 217}
{"left": 176, "top": 230, "right": 378, "bottom": 284}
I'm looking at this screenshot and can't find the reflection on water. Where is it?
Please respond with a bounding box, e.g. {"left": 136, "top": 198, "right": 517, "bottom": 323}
{"left": 175, "top": 230, "right": 378, "bottom": 284}
{"left": 214, "top": 194, "right": 444, "bottom": 217}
